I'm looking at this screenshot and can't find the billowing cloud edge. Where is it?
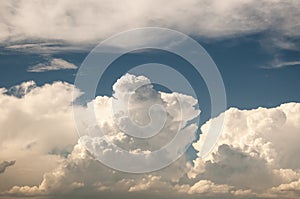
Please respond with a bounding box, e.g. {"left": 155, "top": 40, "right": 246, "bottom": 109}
{"left": 0, "top": 74, "right": 299, "bottom": 198}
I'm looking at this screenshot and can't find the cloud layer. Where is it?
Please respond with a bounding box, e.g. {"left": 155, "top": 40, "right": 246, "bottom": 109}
{"left": 1, "top": 0, "right": 299, "bottom": 44}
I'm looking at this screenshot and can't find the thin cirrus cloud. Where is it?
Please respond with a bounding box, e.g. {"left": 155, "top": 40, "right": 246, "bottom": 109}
{"left": 0, "top": 74, "right": 300, "bottom": 199}
{"left": 261, "top": 60, "right": 300, "bottom": 69}
{"left": 27, "top": 58, "right": 78, "bottom": 72}
{"left": 0, "top": 0, "right": 299, "bottom": 45}
{"left": 272, "top": 61, "right": 300, "bottom": 68}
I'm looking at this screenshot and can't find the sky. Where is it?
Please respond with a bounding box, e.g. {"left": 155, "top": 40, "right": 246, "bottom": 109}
{"left": 0, "top": 0, "right": 300, "bottom": 199}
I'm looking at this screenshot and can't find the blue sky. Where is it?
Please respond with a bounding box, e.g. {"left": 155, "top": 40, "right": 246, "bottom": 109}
{"left": 1, "top": 1, "right": 300, "bottom": 199}
{"left": 1, "top": 33, "right": 299, "bottom": 124}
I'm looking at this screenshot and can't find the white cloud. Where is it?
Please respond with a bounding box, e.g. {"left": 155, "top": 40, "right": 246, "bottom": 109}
{"left": 187, "top": 180, "right": 232, "bottom": 194}
{"left": 274, "top": 61, "right": 300, "bottom": 68}
{"left": 261, "top": 55, "right": 300, "bottom": 69}
{"left": 0, "top": 0, "right": 299, "bottom": 45}
{"left": 1, "top": 74, "right": 300, "bottom": 198}
{"left": 0, "top": 80, "right": 80, "bottom": 192}
{"left": 268, "top": 179, "right": 300, "bottom": 198}
{"left": 73, "top": 73, "right": 200, "bottom": 173}
{"left": 190, "top": 102, "right": 300, "bottom": 196}
{"left": 0, "top": 74, "right": 200, "bottom": 196}
{"left": 27, "top": 58, "right": 77, "bottom": 72}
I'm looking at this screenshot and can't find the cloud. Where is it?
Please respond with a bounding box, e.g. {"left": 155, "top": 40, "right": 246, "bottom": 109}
{"left": 260, "top": 36, "right": 300, "bottom": 52}
{"left": 0, "top": 0, "right": 299, "bottom": 45}
{"left": 190, "top": 102, "right": 300, "bottom": 197}
{"left": 4, "top": 42, "right": 92, "bottom": 54}
{"left": 7, "top": 81, "right": 36, "bottom": 97}
{"left": 0, "top": 73, "right": 200, "bottom": 196}
{"left": 77, "top": 74, "right": 200, "bottom": 173}
{"left": 0, "top": 160, "right": 16, "bottom": 174}
{"left": 268, "top": 179, "right": 300, "bottom": 199}
{"left": 0, "top": 80, "right": 80, "bottom": 192}
{"left": 268, "top": 61, "right": 300, "bottom": 69}
{"left": 27, "top": 58, "right": 77, "bottom": 72}
{"left": 1, "top": 74, "right": 300, "bottom": 198}
{"left": 261, "top": 55, "right": 300, "bottom": 69}
{"left": 187, "top": 180, "right": 232, "bottom": 194}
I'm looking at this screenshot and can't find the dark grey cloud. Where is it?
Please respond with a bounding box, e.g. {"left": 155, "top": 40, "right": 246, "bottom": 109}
{"left": 0, "top": 160, "right": 16, "bottom": 174}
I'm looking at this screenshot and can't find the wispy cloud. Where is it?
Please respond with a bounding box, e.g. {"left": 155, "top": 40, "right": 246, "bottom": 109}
{"left": 4, "top": 42, "right": 92, "bottom": 54}
{"left": 27, "top": 58, "right": 77, "bottom": 72}
{"left": 273, "top": 61, "right": 300, "bottom": 68}
{"left": 261, "top": 60, "right": 300, "bottom": 69}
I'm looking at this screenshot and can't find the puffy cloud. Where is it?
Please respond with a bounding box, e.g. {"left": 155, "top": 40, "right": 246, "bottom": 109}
{"left": 6, "top": 144, "right": 89, "bottom": 196}
{"left": 27, "top": 58, "right": 77, "bottom": 72}
{"left": 199, "top": 144, "right": 278, "bottom": 190}
{"left": 190, "top": 102, "right": 300, "bottom": 196}
{"left": 0, "top": 160, "right": 16, "bottom": 174}
{"left": 267, "top": 179, "right": 300, "bottom": 198}
{"left": 1, "top": 73, "right": 300, "bottom": 199}
{"left": 0, "top": 80, "right": 79, "bottom": 153}
{"left": 0, "top": 80, "right": 79, "bottom": 191}
{"left": 5, "top": 141, "right": 189, "bottom": 196}
{"left": 74, "top": 73, "right": 200, "bottom": 173}
{"left": 0, "top": 0, "right": 299, "bottom": 45}
{"left": 189, "top": 180, "right": 231, "bottom": 194}
{"left": 1, "top": 73, "right": 200, "bottom": 196}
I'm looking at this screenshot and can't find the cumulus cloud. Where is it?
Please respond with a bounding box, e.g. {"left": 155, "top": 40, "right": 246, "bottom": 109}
{"left": 0, "top": 0, "right": 299, "bottom": 45}
{"left": 27, "top": 58, "right": 77, "bottom": 72}
{"left": 1, "top": 73, "right": 300, "bottom": 199}
{"left": 189, "top": 102, "right": 300, "bottom": 197}
{"left": 0, "top": 80, "right": 79, "bottom": 192}
{"left": 0, "top": 160, "right": 16, "bottom": 174}
{"left": 268, "top": 179, "right": 300, "bottom": 198}
{"left": 186, "top": 180, "right": 232, "bottom": 194}
{"left": 4, "top": 140, "right": 190, "bottom": 196}
{"left": 76, "top": 74, "right": 200, "bottom": 173}
{"left": 0, "top": 73, "right": 199, "bottom": 196}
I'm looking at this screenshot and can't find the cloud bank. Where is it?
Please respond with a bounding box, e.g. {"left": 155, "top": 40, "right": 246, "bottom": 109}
{"left": 0, "top": 74, "right": 300, "bottom": 199}
{"left": 1, "top": 0, "right": 299, "bottom": 44}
